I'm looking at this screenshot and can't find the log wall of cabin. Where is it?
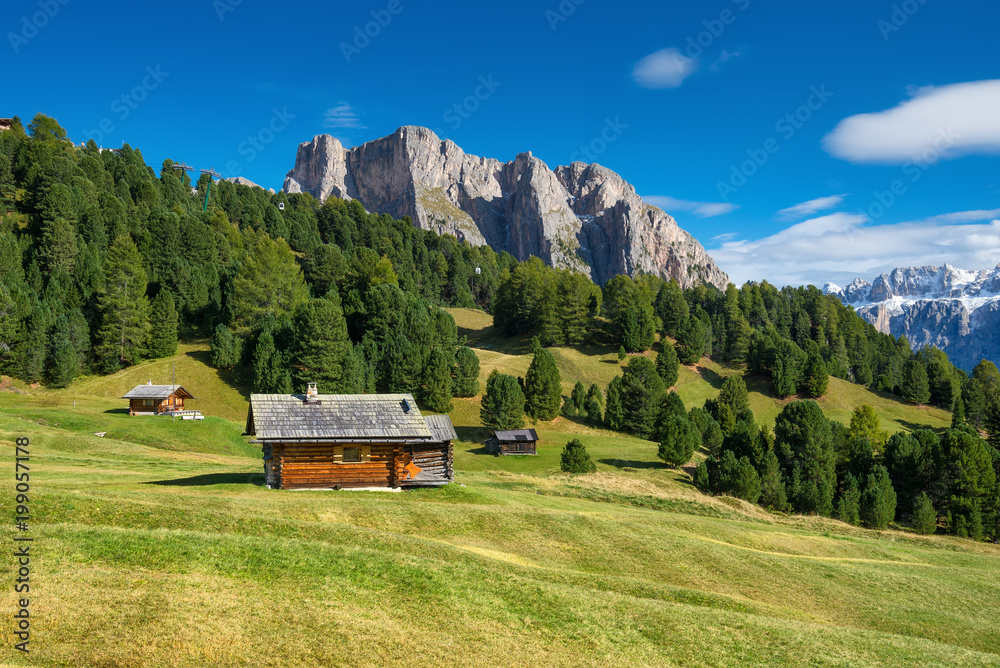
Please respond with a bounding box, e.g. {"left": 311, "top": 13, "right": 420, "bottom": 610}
{"left": 499, "top": 441, "right": 537, "bottom": 455}
{"left": 396, "top": 443, "right": 454, "bottom": 486}
{"left": 128, "top": 396, "right": 184, "bottom": 415}
{"left": 272, "top": 443, "right": 396, "bottom": 489}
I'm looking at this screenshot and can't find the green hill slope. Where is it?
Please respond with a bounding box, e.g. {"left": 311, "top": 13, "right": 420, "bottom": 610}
{"left": 0, "top": 311, "right": 989, "bottom": 667}
{"left": 0, "top": 395, "right": 998, "bottom": 667}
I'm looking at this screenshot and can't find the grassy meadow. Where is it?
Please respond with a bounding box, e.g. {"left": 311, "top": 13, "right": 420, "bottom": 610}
{"left": 0, "top": 308, "right": 996, "bottom": 667}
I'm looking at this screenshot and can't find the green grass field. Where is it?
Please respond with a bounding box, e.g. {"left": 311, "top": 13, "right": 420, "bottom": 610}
{"left": 0, "top": 311, "right": 996, "bottom": 667}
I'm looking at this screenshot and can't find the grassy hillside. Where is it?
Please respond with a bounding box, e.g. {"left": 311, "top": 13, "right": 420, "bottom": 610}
{"left": 0, "top": 311, "right": 992, "bottom": 667}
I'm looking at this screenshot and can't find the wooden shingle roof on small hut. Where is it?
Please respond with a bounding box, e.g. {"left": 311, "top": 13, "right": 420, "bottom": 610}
{"left": 246, "top": 393, "right": 433, "bottom": 443}
{"left": 493, "top": 429, "right": 538, "bottom": 443}
{"left": 424, "top": 414, "right": 458, "bottom": 443}
{"left": 121, "top": 384, "right": 195, "bottom": 400}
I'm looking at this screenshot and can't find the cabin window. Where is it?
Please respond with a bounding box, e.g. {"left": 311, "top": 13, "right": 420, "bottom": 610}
{"left": 143, "top": 399, "right": 154, "bottom": 407}
{"left": 343, "top": 447, "right": 361, "bottom": 463}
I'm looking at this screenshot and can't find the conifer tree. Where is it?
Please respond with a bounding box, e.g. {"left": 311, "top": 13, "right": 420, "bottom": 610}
{"left": 617, "top": 345, "right": 627, "bottom": 361}
{"left": 292, "top": 297, "right": 350, "bottom": 391}
{"left": 453, "top": 346, "right": 480, "bottom": 397}
{"left": 912, "top": 493, "right": 937, "bottom": 535}
{"left": 382, "top": 332, "right": 421, "bottom": 394}
{"left": 47, "top": 327, "right": 78, "bottom": 388}
{"left": 422, "top": 347, "right": 454, "bottom": 413}
{"left": 902, "top": 358, "right": 931, "bottom": 405}
{"left": 836, "top": 474, "right": 861, "bottom": 526}
{"left": 656, "top": 341, "right": 680, "bottom": 387}
{"left": 571, "top": 381, "right": 586, "bottom": 415}
{"left": 211, "top": 324, "right": 241, "bottom": 369}
{"left": 772, "top": 355, "right": 797, "bottom": 398}
{"left": 802, "top": 347, "right": 829, "bottom": 398}
{"left": 524, "top": 338, "right": 562, "bottom": 421}
{"left": 676, "top": 317, "right": 708, "bottom": 364}
{"left": 148, "top": 290, "right": 178, "bottom": 359}
{"left": 620, "top": 356, "right": 666, "bottom": 438}
{"left": 860, "top": 466, "right": 897, "bottom": 530}
{"left": 759, "top": 450, "right": 789, "bottom": 511}
{"left": 849, "top": 404, "right": 888, "bottom": 451}
{"left": 718, "top": 375, "right": 750, "bottom": 414}
{"left": 774, "top": 400, "right": 837, "bottom": 516}
{"left": 604, "top": 376, "right": 625, "bottom": 431}
{"left": 560, "top": 438, "right": 596, "bottom": 474}
{"left": 252, "top": 330, "right": 291, "bottom": 394}
{"left": 661, "top": 390, "right": 687, "bottom": 420}
{"left": 338, "top": 343, "right": 368, "bottom": 394}
{"left": 480, "top": 370, "right": 525, "bottom": 431}
{"left": 657, "top": 415, "right": 701, "bottom": 467}
{"left": 94, "top": 235, "right": 150, "bottom": 372}
{"left": 951, "top": 394, "right": 966, "bottom": 429}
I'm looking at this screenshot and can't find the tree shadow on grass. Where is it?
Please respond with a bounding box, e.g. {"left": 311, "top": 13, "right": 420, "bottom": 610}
{"left": 694, "top": 365, "right": 724, "bottom": 390}
{"left": 598, "top": 458, "right": 665, "bottom": 470}
{"left": 456, "top": 425, "right": 493, "bottom": 444}
{"left": 185, "top": 348, "right": 251, "bottom": 400}
{"left": 895, "top": 419, "right": 948, "bottom": 435}
{"left": 146, "top": 472, "right": 264, "bottom": 487}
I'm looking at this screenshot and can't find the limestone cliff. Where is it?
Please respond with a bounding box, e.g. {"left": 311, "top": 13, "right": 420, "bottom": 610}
{"left": 283, "top": 126, "right": 728, "bottom": 289}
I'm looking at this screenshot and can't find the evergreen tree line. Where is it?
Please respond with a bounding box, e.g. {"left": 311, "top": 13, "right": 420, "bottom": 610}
{"left": 493, "top": 258, "right": 988, "bottom": 414}
{"left": 0, "top": 115, "right": 500, "bottom": 403}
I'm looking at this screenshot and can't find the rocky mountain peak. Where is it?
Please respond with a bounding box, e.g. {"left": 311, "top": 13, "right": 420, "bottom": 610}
{"left": 826, "top": 263, "right": 1000, "bottom": 370}
{"left": 283, "top": 127, "right": 728, "bottom": 289}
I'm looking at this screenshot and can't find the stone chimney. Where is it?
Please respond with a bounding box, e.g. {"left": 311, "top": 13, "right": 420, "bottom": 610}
{"left": 147, "top": 379, "right": 152, "bottom": 385}
{"left": 305, "top": 382, "right": 319, "bottom": 404}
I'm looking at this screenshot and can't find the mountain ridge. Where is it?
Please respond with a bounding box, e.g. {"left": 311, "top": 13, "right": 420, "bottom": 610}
{"left": 825, "top": 263, "right": 1000, "bottom": 370}
{"left": 282, "top": 126, "right": 729, "bottom": 289}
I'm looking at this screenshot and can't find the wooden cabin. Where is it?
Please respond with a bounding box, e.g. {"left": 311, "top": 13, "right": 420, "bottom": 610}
{"left": 245, "top": 384, "right": 456, "bottom": 490}
{"left": 486, "top": 429, "right": 539, "bottom": 456}
{"left": 122, "top": 381, "right": 194, "bottom": 415}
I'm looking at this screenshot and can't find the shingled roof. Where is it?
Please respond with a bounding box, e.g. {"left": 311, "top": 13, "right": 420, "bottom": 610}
{"left": 246, "top": 393, "right": 433, "bottom": 443}
{"left": 122, "top": 384, "right": 194, "bottom": 400}
{"left": 424, "top": 414, "right": 458, "bottom": 443}
{"left": 493, "top": 429, "right": 539, "bottom": 442}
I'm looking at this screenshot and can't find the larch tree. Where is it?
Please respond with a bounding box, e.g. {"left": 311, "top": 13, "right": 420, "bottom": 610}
{"left": 231, "top": 229, "right": 309, "bottom": 337}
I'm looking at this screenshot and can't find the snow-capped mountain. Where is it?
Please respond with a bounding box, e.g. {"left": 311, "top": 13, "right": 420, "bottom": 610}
{"left": 824, "top": 264, "right": 1000, "bottom": 370}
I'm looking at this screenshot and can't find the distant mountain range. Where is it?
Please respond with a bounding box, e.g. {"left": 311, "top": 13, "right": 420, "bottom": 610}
{"left": 282, "top": 126, "right": 729, "bottom": 289}
{"left": 825, "top": 264, "right": 1000, "bottom": 370}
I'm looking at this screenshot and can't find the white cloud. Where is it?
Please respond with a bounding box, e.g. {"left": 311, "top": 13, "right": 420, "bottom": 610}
{"left": 632, "top": 49, "right": 697, "bottom": 89}
{"left": 709, "top": 49, "right": 745, "bottom": 72}
{"left": 710, "top": 211, "right": 1000, "bottom": 287}
{"left": 323, "top": 102, "right": 366, "bottom": 130}
{"left": 644, "top": 195, "right": 738, "bottom": 218}
{"left": 823, "top": 80, "right": 1000, "bottom": 163}
{"left": 777, "top": 195, "right": 847, "bottom": 220}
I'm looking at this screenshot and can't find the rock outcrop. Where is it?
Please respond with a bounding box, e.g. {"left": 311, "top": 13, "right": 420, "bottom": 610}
{"left": 283, "top": 126, "right": 728, "bottom": 289}
{"left": 825, "top": 264, "right": 1000, "bottom": 370}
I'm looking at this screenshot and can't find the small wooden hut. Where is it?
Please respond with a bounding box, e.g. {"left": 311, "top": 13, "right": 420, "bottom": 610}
{"left": 122, "top": 381, "right": 194, "bottom": 415}
{"left": 245, "top": 384, "right": 456, "bottom": 490}
{"left": 486, "top": 429, "right": 539, "bottom": 456}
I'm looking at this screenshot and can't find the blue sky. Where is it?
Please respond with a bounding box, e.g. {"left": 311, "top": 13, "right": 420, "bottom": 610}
{"left": 4, "top": 0, "right": 1000, "bottom": 286}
